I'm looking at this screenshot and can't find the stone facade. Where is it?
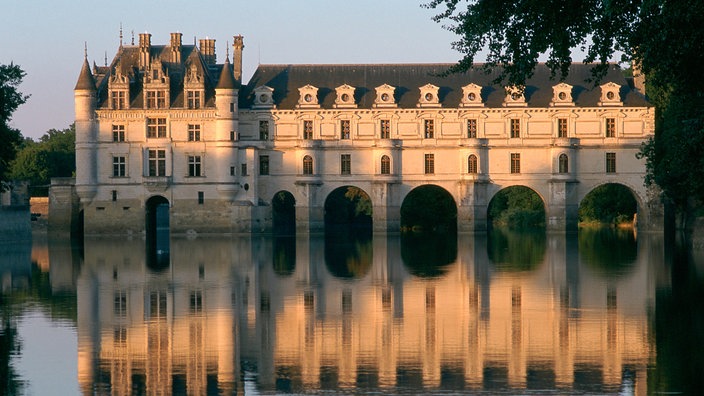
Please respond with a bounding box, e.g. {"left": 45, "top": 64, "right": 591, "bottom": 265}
{"left": 70, "top": 33, "right": 656, "bottom": 236}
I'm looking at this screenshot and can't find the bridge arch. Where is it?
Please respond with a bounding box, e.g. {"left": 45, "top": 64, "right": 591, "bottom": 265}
{"left": 486, "top": 185, "right": 547, "bottom": 229}
{"left": 400, "top": 184, "right": 457, "bottom": 233}
{"left": 272, "top": 190, "right": 296, "bottom": 235}
{"left": 323, "top": 185, "right": 373, "bottom": 232}
{"left": 578, "top": 182, "right": 641, "bottom": 226}
{"left": 145, "top": 195, "right": 170, "bottom": 270}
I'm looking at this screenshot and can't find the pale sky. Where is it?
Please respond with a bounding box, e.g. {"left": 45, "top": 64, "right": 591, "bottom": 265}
{"left": 1, "top": 0, "right": 466, "bottom": 139}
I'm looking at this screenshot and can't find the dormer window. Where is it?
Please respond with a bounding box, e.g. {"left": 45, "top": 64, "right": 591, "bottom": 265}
{"left": 183, "top": 63, "right": 204, "bottom": 110}
{"left": 599, "top": 82, "right": 623, "bottom": 106}
{"left": 297, "top": 85, "right": 320, "bottom": 108}
{"left": 461, "top": 84, "right": 483, "bottom": 107}
{"left": 146, "top": 90, "right": 167, "bottom": 109}
{"left": 186, "top": 90, "right": 202, "bottom": 109}
{"left": 374, "top": 84, "right": 397, "bottom": 108}
{"left": 253, "top": 85, "right": 276, "bottom": 109}
{"left": 334, "top": 84, "right": 356, "bottom": 108}
{"left": 108, "top": 64, "right": 130, "bottom": 110}
{"left": 551, "top": 83, "right": 574, "bottom": 107}
{"left": 504, "top": 86, "right": 527, "bottom": 107}
{"left": 418, "top": 84, "right": 440, "bottom": 108}
{"left": 111, "top": 91, "right": 127, "bottom": 110}
{"left": 143, "top": 60, "right": 170, "bottom": 109}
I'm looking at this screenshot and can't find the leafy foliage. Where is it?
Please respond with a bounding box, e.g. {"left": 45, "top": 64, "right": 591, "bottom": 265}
{"left": 324, "top": 186, "right": 372, "bottom": 227}
{"left": 0, "top": 63, "right": 29, "bottom": 187}
{"left": 487, "top": 228, "right": 546, "bottom": 272}
{"left": 425, "top": 0, "right": 704, "bottom": 224}
{"left": 579, "top": 183, "right": 637, "bottom": 225}
{"left": 9, "top": 124, "right": 75, "bottom": 196}
{"left": 488, "top": 186, "right": 545, "bottom": 228}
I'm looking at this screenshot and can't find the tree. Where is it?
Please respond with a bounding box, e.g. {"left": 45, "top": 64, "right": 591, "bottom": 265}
{"left": 425, "top": 0, "right": 704, "bottom": 226}
{"left": 0, "top": 63, "right": 28, "bottom": 189}
{"left": 9, "top": 124, "right": 75, "bottom": 196}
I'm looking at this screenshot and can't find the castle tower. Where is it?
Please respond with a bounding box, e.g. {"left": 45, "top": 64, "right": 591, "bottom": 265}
{"left": 74, "top": 51, "right": 98, "bottom": 204}
{"left": 215, "top": 56, "right": 240, "bottom": 201}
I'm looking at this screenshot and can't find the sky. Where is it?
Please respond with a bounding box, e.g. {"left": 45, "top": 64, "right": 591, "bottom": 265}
{"left": 1, "top": 0, "right": 466, "bottom": 140}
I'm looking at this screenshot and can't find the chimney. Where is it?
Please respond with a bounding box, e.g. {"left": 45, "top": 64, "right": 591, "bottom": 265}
{"left": 170, "top": 32, "right": 182, "bottom": 64}
{"left": 199, "top": 38, "right": 216, "bottom": 65}
{"left": 632, "top": 59, "right": 646, "bottom": 94}
{"left": 139, "top": 33, "right": 151, "bottom": 69}
{"left": 232, "top": 35, "right": 244, "bottom": 84}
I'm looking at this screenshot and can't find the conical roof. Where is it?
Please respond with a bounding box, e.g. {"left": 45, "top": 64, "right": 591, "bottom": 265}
{"left": 216, "top": 58, "right": 236, "bottom": 90}
{"left": 74, "top": 57, "right": 96, "bottom": 91}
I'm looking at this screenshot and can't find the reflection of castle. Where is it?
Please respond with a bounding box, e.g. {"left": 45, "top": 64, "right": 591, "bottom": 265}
{"left": 71, "top": 233, "right": 663, "bottom": 393}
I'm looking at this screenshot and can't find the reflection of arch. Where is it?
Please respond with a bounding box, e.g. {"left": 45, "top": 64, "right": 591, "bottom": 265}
{"left": 401, "top": 184, "right": 457, "bottom": 232}
{"left": 324, "top": 232, "right": 373, "bottom": 279}
{"left": 578, "top": 227, "right": 636, "bottom": 277}
{"left": 302, "top": 155, "right": 313, "bottom": 175}
{"left": 487, "top": 185, "right": 545, "bottom": 229}
{"left": 487, "top": 228, "right": 546, "bottom": 271}
{"left": 272, "top": 190, "right": 296, "bottom": 235}
{"left": 400, "top": 232, "right": 457, "bottom": 277}
{"left": 380, "top": 155, "right": 391, "bottom": 175}
{"left": 324, "top": 186, "right": 372, "bottom": 232}
{"left": 273, "top": 236, "right": 296, "bottom": 276}
{"left": 468, "top": 154, "right": 478, "bottom": 174}
{"left": 558, "top": 153, "right": 568, "bottom": 173}
{"left": 145, "top": 195, "right": 170, "bottom": 270}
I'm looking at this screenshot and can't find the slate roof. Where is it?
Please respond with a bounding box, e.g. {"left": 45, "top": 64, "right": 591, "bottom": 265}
{"left": 240, "top": 63, "right": 649, "bottom": 109}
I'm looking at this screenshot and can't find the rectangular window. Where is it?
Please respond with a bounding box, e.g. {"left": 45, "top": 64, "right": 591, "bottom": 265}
{"left": 150, "top": 291, "right": 166, "bottom": 319}
{"left": 112, "top": 190, "right": 117, "bottom": 202}
{"left": 340, "top": 154, "right": 351, "bottom": 175}
{"left": 114, "top": 291, "right": 127, "bottom": 317}
{"left": 424, "top": 119, "right": 434, "bottom": 138}
{"left": 303, "top": 120, "right": 313, "bottom": 140}
{"left": 424, "top": 154, "right": 435, "bottom": 174}
{"left": 510, "top": 153, "right": 521, "bottom": 173}
{"left": 380, "top": 119, "right": 390, "bottom": 139}
{"left": 186, "top": 90, "right": 201, "bottom": 109}
{"left": 146, "top": 91, "right": 156, "bottom": 109}
{"left": 112, "top": 125, "right": 125, "bottom": 142}
{"left": 259, "top": 120, "right": 269, "bottom": 140}
{"left": 510, "top": 119, "right": 521, "bottom": 138}
{"left": 198, "top": 191, "right": 204, "bottom": 205}
{"left": 241, "top": 163, "right": 248, "bottom": 176}
{"left": 606, "top": 152, "right": 616, "bottom": 173}
{"left": 340, "top": 120, "right": 351, "bottom": 139}
{"left": 230, "top": 130, "right": 235, "bottom": 141}
{"left": 229, "top": 102, "right": 235, "bottom": 112}
{"left": 112, "top": 156, "right": 126, "bottom": 177}
{"left": 188, "top": 124, "right": 201, "bottom": 141}
{"left": 147, "top": 118, "right": 166, "bottom": 138}
{"left": 605, "top": 118, "right": 616, "bottom": 137}
{"left": 111, "top": 91, "right": 126, "bottom": 110}
{"left": 558, "top": 118, "right": 568, "bottom": 138}
{"left": 230, "top": 166, "right": 235, "bottom": 176}
{"left": 188, "top": 155, "right": 202, "bottom": 177}
{"left": 148, "top": 149, "right": 166, "bottom": 176}
{"left": 259, "top": 155, "right": 269, "bottom": 175}
{"left": 467, "top": 119, "right": 477, "bottom": 138}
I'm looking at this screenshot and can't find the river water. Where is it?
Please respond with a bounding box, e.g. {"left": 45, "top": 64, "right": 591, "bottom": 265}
{"left": 1, "top": 228, "right": 703, "bottom": 395}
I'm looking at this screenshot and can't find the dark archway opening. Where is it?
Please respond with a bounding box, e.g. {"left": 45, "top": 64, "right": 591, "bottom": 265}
{"left": 400, "top": 185, "right": 457, "bottom": 233}
{"left": 145, "top": 195, "right": 169, "bottom": 270}
{"left": 579, "top": 184, "right": 637, "bottom": 227}
{"left": 487, "top": 186, "right": 545, "bottom": 229}
{"left": 272, "top": 191, "right": 296, "bottom": 236}
{"left": 324, "top": 186, "right": 372, "bottom": 236}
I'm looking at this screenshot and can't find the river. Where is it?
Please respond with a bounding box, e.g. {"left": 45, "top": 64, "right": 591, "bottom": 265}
{"left": 1, "top": 228, "right": 702, "bottom": 394}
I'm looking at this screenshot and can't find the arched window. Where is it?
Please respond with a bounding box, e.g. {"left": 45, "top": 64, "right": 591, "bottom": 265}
{"left": 468, "top": 154, "right": 478, "bottom": 174}
{"left": 302, "top": 155, "right": 313, "bottom": 175}
{"left": 380, "top": 155, "right": 391, "bottom": 175}
{"left": 558, "top": 153, "right": 569, "bottom": 173}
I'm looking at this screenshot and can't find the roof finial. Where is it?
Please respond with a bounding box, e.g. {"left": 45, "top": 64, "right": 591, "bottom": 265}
{"left": 84, "top": 42, "right": 88, "bottom": 59}
{"left": 119, "top": 22, "right": 123, "bottom": 48}
{"left": 226, "top": 41, "right": 230, "bottom": 62}
{"left": 104, "top": 51, "right": 108, "bottom": 67}
{"left": 131, "top": 30, "right": 134, "bottom": 45}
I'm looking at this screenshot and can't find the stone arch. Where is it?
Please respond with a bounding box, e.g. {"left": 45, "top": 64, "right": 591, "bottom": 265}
{"left": 486, "top": 185, "right": 546, "bottom": 229}
{"left": 272, "top": 190, "right": 296, "bottom": 235}
{"left": 323, "top": 185, "right": 373, "bottom": 231}
{"left": 400, "top": 184, "right": 457, "bottom": 232}
{"left": 578, "top": 182, "right": 640, "bottom": 226}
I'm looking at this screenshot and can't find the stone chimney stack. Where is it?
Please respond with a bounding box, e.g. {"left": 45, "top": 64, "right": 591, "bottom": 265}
{"left": 232, "top": 35, "right": 244, "bottom": 84}
{"left": 139, "top": 33, "right": 151, "bottom": 69}
{"left": 170, "top": 32, "right": 182, "bottom": 63}
{"left": 632, "top": 59, "right": 646, "bottom": 94}
{"left": 199, "top": 38, "right": 216, "bottom": 65}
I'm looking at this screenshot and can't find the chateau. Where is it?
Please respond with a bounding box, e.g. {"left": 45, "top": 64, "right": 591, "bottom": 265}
{"left": 67, "top": 33, "right": 656, "bottom": 235}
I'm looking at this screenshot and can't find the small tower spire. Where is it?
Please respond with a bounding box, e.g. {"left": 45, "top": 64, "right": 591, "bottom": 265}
{"left": 226, "top": 41, "right": 230, "bottom": 62}
{"left": 84, "top": 42, "right": 88, "bottom": 59}
{"left": 119, "top": 23, "right": 123, "bottom": 49}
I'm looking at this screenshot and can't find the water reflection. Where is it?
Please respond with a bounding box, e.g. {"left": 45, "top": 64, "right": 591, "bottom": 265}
{"left": 4, "top": 229, "right": 695, "bottom": 394}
